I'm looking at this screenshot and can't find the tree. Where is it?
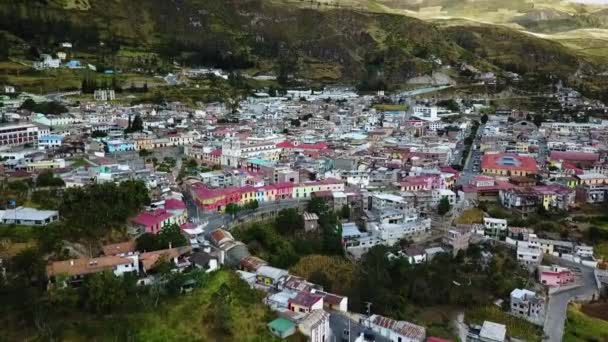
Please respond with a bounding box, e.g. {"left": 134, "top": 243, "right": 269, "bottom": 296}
{"left": 339, "top": 204, "right": 350, "bottom": 220}
{"left": 136, "top": 233, "right": 159, "bottom": 252}
{"left": 157, "top": 223, "right": 188, "bottom": 249}
{"left": 125, "top": 114, "right": 144, "bottom": 133}
{"left": 275, "top": 208, "right": 303, "bottom": 235}
{"left": 82, "top": 272, "right": 128, "bottom": 314}
{"left": 481, "top": 113, "right": 489, "bottom": 124}
{"left": 307, "top": 197, "right": 329, "bottom": 216}
{"left": 245, "top": 200, "right": 259, "bottom": 211}
{"left": 533, "top": 114, "right": 544, "bottom": 127}
{"left": 225, "top": 203, "right": 241, "bottom": 218}
{"left": 438, "top": 197, "right": 451, "bottom": 216}
{"left": 36, "top": 170, "right": 65, "bottom": 187}
{"left": 91, "top": 130, "right": 107, "bottom": 138}
{"left": 9, "top": 247, "right": 45, "bottom": 283}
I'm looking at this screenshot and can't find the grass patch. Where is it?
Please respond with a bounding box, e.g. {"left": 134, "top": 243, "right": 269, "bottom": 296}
{"left": 456, "top": 208, "right": 485, "bottom": 224}
{"left": 466, "top": 306, "right": 542, "bottom": 342}
{"left": 595, "top": 241, "right": 608, "bottom": 262}
{"left": 373, "top": 104, "right": 408, "bottom": 111}
{"left": 564, "top": 303, "right": 608, "bottom": 342}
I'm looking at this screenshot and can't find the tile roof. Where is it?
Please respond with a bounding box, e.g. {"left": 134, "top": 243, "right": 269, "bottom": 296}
{"left": 276, "top": 140, "right": 328, "bottom": 150}
{"left": 102, "top": 240, "right": 136, "bottom": 256}
{"left": 289, "top": 292, "right": 323, "bottom": 308}
{"left": 370, "top": 314, "right": 425, "bottom": 340}
{"left": 47, "top": 255, "right": 132, "bottom": 277}
{"left": 139, "top": 246, "right": 191, "bottom": 272}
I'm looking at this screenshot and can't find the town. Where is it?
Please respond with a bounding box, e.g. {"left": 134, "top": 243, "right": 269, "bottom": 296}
{"left": 0, "top": 59, "right": 607, "bottom": 342}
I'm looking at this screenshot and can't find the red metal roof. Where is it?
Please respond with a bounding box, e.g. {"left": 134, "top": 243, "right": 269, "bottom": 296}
{"left": 132, "top": 208, "right": 173, "bottom": 228}
{"left": 481, "top": 153, "right": 538, "bottom": 172}
{"left": 550, "top": 151, "right": 599, "bottom": 162}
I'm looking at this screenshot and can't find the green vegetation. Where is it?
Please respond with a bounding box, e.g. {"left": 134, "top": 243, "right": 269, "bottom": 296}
{"left": 0, "top": 267, "right": 280, "bottom": 341}
{"left": 234, "top": 199, "right": 343, "bottom": 269}
{"left": 564, "top": 303, "right": 608, "bottom": 342}
{"left": 20, "top": 98, "right": 67, "bottom": 114}
{"left": 373, "top": 103, "right": 408, "bottom": 111}
{"left": 0, "top": 0, "right": 605, "bottom": 99}
{"left": 466, "top": 305, "right": 543, "bottom": 341}
{"left": 136, "top": 224, "right": 188, "bottom": 252}
{"left": 35, "top": 170, "right": 65, "bottom": 188}
{"left": 438, "top": 197, "right": 451, "bottom": 216}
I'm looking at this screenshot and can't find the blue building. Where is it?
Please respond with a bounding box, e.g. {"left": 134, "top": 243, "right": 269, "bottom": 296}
{"left": 104, "top": 139, "right": 136, "bottom": 153}
{"left": 38, "top": 135, "right": 64, "bottom": 149}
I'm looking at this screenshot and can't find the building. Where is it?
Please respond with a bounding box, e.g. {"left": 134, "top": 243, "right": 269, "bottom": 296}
{"left": 130, "top": 208, "right": 175, "bottom": 235}
{"left": 481, "top": 153, "right": 537, "bottom": 177}
{"left": 288, "top": 292, "right": 324, "bottom": 314}
{"left": 38, "top": 135, "right": 64, "bottom": 149}
{"left": 443, "top": 228, "right": 471, "bottom": 255}
{"left": 510, "top": 288, "right": 545, "bottom": 324}
{"left": 0, "top": 123, "right": 40, "bottom": 148}
{"left": 483, "top": 217, "right": 507, "bottom": 239}
{"left": 256, "top": 265, "right": 289, "bottom": 287}
{"left": 0, "top": 207, "right": 59, "bottom": 226}
{"left": 298, "top": 310, "right": 330, "bottom": 342}
{"left": 364, "top": 314, "right": 426, "bottom": 342}
{"left": 467, "top": 321, "right": 506, "bottom": 342}
{"left": 516, "top": 243, "right": 542, "bottom": 267}
{"left": 104, "top": 139, "right": 136, "bottom": 153}
{"left": 538, "top": 265, "right": 574, "bottom": 287}
{"left": 46, "top": 255, "right": 139, "bottom": 287}
{"left": 412, "top": 106, "right": 439, "bottom": 122}
{"left": 303, "top": 212, "right": 319, "bottom": 232}
{"left": 268, "top": 318, "right": 297, "bottom": 339}
{"left": 94, "top": 89, "right": 116, "bottom": 101}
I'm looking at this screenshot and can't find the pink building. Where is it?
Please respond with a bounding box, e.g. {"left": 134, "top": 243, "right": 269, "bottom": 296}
{"left": 131, "top": 208, "right": 173, "bottom": 235}
{"left": 539, "top": 265, "right": 574, "bottom": 287}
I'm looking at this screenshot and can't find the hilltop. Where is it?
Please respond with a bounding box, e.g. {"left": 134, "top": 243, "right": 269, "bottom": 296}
{"left": 0, "top": 0, "right": 606, "bottom": 99}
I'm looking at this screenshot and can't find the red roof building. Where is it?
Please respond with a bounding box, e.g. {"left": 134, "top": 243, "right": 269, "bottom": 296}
{"left": 131, "top": 208, "right": 173, "bottom": 235}
{"left": 481, "top": 153, "right": 538, "bottom": 177}
{"left": 550, "top": 151, "right": 599, "bottom": 168}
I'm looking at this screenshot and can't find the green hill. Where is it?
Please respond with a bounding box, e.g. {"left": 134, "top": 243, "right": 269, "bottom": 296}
{"left": 0, "top": 0, "right": 606, "bottom": 99}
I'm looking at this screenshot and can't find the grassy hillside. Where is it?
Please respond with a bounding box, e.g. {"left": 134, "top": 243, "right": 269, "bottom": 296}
{"left": 0, "top": 0, "right": 605, "bottom": 96}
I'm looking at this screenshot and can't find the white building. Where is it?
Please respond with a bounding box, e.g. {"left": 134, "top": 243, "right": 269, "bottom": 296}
{"left": 517, "top": 242, "right": 543, "bottom": 267}
{"left": 32, "top": 113, "right": 77, "bottom": 127}
{"left": 94, "top": 89, "right": 116, "bottom": 101}
{"left": 412, "top": 106, "right": 439, "bottom": 122}
{"left": 0, "top": 123, "right": 40, "bottom": 148}
{"left": 575, "top": 245, "right": 594, "bottom": 258}
{"left": 483, "top": 217, "right": 507, "bottom": 239}
{"left": 0, "top": 207, "right": 59, "bottom": 226}
{"left": 510, "top": 288, "right": 545, "bottom": 325}
{"left": 298, "top": 310, "right": 330, "bottom": 342}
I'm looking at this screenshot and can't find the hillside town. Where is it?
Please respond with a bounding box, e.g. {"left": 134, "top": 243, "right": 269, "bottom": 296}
{"left": 1, "top": 78, "right": 608, "bottom": 342}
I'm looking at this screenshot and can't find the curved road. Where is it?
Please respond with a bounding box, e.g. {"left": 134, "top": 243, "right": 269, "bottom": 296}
{"left": 543, "top": 258, "right": 598, "bottom": 342}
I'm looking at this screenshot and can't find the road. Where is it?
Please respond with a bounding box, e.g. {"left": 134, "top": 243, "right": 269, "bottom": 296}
{"left": 329, "top": 313, "right": 391, "bottom": 342}
{"left": 182, "top": 191, "right": 309, "bottom": 233}
{"left": 543, "top": 258, "right": 599, "bottom": 342}
{"left": 457, "top": 123, "right": 484, "bottom": 186}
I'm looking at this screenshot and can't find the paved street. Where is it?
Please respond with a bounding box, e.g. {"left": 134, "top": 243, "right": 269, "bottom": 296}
{"left": 182, "top": 190, "right": 309, "bottom": 234}
{"left": 543, "top": 258, "right": 599, "bottom": 342}
{"left": 457, "top": 123, "right": 484, "bottom": 186}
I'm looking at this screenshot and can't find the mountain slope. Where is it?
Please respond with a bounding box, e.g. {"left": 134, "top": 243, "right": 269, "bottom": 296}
{"left": 0, "top": 0, "right": 604, "bottom": 97}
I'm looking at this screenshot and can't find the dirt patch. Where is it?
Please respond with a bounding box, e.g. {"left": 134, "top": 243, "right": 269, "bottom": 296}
{"left": 582, "top": 302, "right": 608, "bottom": 322}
